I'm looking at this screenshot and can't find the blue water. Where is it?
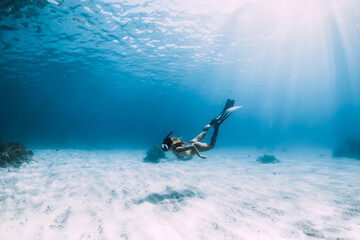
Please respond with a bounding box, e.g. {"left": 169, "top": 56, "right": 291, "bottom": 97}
{"left": 1, "top": 0, "right": 360, "bottom": 149}
{"left": 2, "top": 2, "right": 360, "bottom": 239}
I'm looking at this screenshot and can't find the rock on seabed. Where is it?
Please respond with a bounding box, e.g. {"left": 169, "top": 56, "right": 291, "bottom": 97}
{"left": 0, "top": 140, "right": 33, "bottom": 168}
{"left": 257, "top": 154, "right": 280, "bottom": 164}
{"left": 333, "top": 139, "right": 360, "bottom": 160}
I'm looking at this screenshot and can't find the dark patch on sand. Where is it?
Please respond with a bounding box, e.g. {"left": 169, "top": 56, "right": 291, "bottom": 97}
{"left": 134, "top": 187, "right": 204, "bottom": 205}
{"left": 257, "top": 154, "right": 280, "bottom": 164}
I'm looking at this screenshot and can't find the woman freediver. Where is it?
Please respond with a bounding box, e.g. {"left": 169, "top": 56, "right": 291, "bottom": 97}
{"left": 161, "top": 99, "right": 242, "bottom": 159}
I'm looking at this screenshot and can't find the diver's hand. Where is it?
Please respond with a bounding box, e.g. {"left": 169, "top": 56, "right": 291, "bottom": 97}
{"left": 199, "top": 155, "right": 207, "bottom": 159}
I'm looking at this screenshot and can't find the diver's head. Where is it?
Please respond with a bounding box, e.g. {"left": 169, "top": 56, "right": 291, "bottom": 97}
{"left": 161, "top": 131, "right": 174, "bottom": 151}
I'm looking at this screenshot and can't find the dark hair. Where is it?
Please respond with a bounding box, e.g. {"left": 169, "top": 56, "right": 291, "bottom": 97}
{"left": 166, "top": 137, "right": 186, "bottom": 148}
{"left": 161, "top": 131, "right": 186, "bottom": 151}
{"left": 162, "top": 136, "right": 173, "bottom": 147}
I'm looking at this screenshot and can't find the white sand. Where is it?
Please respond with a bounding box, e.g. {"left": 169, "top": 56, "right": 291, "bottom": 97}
{"left": 0, "top": 148, "right": 359, "bottom": 240}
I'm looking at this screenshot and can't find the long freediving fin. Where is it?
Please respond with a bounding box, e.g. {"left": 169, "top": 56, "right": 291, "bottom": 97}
{"left": 219, "top": 106, "right": 242, "bottom": 121}
{"left": 212, "top": 99, "right": 235, "bottom": 123}
{"left": 214, "top": 106, "right": 242, "bottom": 128}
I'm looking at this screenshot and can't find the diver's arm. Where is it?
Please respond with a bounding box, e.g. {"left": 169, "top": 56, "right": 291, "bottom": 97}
{"left": 191, "top": 144, "right": 207, "bottom": 159}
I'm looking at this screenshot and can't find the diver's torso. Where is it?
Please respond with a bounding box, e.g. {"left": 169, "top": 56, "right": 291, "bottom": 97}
{"left": 171, "top": 147, "right": 194, "bottom": 159}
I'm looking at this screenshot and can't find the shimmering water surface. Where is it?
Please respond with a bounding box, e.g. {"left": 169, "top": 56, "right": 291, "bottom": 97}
{"left": 1, "top": 0, "right": 359, "bottom": 146}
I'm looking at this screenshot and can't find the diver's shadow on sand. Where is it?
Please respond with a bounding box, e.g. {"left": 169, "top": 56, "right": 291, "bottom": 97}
{"left": 133, "top": 187, "right": 205, "bottom": 205}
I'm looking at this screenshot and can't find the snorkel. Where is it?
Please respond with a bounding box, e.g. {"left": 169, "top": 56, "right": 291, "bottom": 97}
{"left": 161, "top": 131, "right": 173, "bottom": 151}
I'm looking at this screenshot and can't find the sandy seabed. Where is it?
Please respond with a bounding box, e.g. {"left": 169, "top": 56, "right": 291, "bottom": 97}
{"left": 0, "top": 148, "right": 359, "bottom": 240}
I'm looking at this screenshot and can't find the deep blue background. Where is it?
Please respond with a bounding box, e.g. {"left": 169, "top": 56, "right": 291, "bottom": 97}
{"left": 1, "top": 0, "right": 359, "bottom": 148}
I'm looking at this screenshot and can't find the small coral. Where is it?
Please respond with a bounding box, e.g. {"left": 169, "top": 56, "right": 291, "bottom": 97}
{"left": 0, "top": 140, "right": 33, "bottom": 168}
{"left": 257, "top": 154, "right": 280, "bottom": 164}
{"left": 143, "top": 145, "right": 165, "bottom": 163}
{"left": 0, "top": 140, "right": 6, "bottom": 152}
{"left": 333, "top": 139, "right": 360, "bottom": 160}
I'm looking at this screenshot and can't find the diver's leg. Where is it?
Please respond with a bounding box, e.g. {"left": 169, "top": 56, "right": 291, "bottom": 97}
{"left": 210, "top": 126, "right": 219, "bottom": 146}
{"left": 190, "top": 124, "right": 211, "bottom": 143}
{"left": 193, "top": 127, "right": 219, "bottom": 152}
